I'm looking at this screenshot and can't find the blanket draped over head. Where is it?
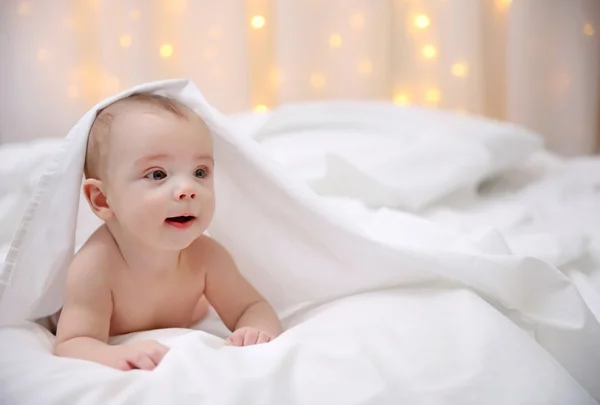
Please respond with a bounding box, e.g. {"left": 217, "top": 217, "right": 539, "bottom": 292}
{"left": 0, "top": 79, "right": 599, "bottom": 401}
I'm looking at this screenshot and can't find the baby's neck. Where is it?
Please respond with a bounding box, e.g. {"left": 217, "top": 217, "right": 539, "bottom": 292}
{"left": 107, "top": 225, "right": 182, "bottom": 276}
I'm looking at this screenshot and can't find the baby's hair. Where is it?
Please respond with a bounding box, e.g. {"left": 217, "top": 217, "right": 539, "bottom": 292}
{"left": 84, "top": 93, "right": 188, "bottom": 179}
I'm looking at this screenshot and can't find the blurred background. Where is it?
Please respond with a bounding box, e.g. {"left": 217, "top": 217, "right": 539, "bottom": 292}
{"left": 0, "top": 0, "right": 598, "bottom": 155}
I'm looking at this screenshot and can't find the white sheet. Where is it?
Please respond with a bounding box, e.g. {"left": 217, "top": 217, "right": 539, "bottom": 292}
{"left": 1, "top": 289, "right": 597, "bottom": 405}
{"left": 0, "top": 85, "right": 599, "bottom": 405}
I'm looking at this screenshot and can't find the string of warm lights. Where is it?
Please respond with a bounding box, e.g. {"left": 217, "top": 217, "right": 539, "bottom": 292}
{"left": 15, "top": 0, "right": 598, "bottom": 116}
{"left": 246, "top": 0, "right": 275, "bottom": 113}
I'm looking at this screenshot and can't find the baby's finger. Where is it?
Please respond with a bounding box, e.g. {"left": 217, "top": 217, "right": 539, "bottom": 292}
{"left": 115, "top": 359, "right": 134, "bottom": 371}
{"left": 130, "top": 354, "right": 156, "bottom": 371}
{"left": 243, "top": 329, "right": 259, "bottom": 346}
{"left": 147, "top": 347, "right": 167, "bottom": 365}
{"left": 155, "top": 342, "right": 170, "bottom": 356}
{"left": 257, "top": 331, "right": 271, "bottom": 344}
{"left": 228, "top": 332, "right": 245, "bottom": 347}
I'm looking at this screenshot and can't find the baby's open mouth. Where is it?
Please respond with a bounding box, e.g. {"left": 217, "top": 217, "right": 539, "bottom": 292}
{"left": 165, "top": 216, "right": 196, "bottom": 229}
{"left": 166, "top": 216, "right": 195, "bottom": 223}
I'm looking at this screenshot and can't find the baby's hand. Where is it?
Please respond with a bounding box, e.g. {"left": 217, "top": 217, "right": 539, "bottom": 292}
{"left": 112, "top": 339, "right": 170, "bottom": 371}
{"left": 226, "top": 327, "right": 273, "bottom": 347}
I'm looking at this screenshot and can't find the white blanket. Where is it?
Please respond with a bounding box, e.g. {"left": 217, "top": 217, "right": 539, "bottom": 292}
{"left": 0, "top": 80, "right": 599, "bottom": 404}
{"left": 2, "top": 290, "right": 597, "bottom": 405}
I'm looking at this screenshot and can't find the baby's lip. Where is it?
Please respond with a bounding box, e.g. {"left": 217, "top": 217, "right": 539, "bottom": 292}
{"left": 165, "top": 214, "right": 196, "bottom": 226}
{"left": 174, "top": 212, "right": 195, "bottom": 217}
{"left": 166, "top": 211, "right": 195, "bottom": 218}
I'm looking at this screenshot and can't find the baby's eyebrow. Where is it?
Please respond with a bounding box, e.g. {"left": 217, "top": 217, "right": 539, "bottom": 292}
{"left": 135, "top": 153, "right": 169, "bottom": 166}
{"left": 195, "top": 155, "right": 214, "bottom": 164}
{"left": 134, "top": 153, "right": 214, "bottom": 166}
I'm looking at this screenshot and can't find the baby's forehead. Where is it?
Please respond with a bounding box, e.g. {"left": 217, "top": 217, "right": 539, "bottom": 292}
{"left": 85, "top": 94, "right": 210, "bottom": 178}
{"left": 107, "top": 97, "right": 210, "bottom": 137}
{"left": 109, "top": 103, "right": 211, "bottom": 152}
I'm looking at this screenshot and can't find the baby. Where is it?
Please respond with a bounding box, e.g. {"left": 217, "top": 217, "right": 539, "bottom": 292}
{"left": 53, "top": 93, "right": 282, "bottom": 371}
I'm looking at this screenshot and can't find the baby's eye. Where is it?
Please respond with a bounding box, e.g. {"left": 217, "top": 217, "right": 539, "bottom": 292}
{"left": 194, "top": 167, "right": 208, "bottom": 179}
{"left": 146, "top": 170, "right": 167, "bottom": 181}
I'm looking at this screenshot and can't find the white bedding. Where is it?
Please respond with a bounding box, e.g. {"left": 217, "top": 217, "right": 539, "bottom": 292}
{"left": 1, "top": 290, "right": 596, "bottom": 405}
{"left": 1, "top": 97, "right": 600, "bottom": 405}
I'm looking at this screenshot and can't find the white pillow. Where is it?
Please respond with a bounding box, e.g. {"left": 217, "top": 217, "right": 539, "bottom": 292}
{"left": 310, "top": 132, "right": 491, "bottom": 210}
{"left": 254, "top": 101, "right": 543, "bottom": 210}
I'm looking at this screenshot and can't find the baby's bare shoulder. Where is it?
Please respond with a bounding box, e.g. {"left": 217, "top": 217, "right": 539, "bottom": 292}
{"left": 67, "top": 225, "right": 120, "bottom": 288}
{"left": 185, "top": 235, "right": 233, "bottom": 269}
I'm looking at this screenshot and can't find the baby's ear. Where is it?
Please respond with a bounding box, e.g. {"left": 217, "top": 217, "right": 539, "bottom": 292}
{"left": 83, "top": 178, "right": 113, "bottom": 221}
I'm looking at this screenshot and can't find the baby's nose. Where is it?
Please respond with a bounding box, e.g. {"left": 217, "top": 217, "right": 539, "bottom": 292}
{"left": 175, "top": 185, "right": 196, "bottom": 200}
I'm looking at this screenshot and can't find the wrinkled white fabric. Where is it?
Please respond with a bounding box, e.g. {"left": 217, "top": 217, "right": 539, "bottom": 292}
{"left": 0, "top": 80, "right": 599, "bottom": 404}
{"left": 256, "top": 101, "right": 543, "bottom": 210}
{"left": 1, "top": 290, "right": 598, "bottom": 405}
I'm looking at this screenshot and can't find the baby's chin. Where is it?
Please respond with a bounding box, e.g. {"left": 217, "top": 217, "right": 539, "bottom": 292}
{"left": 156, "top": 237, "right": 198, "bottom": 252}
{"left": 159, "top": 225, "right": 205, "bottom": 250}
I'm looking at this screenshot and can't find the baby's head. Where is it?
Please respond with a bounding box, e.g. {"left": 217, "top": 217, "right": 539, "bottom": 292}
{"left": 83, "top": 93, "right": 215, "bottom": 250}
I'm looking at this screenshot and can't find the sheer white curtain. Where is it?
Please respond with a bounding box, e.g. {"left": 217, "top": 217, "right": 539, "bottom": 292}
{"left": 0, "top": 0, "right": 598, "bottom": 155}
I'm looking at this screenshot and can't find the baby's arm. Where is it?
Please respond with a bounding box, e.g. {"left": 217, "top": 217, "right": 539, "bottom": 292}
{"left": 203, "top": 239, "right": 282, "bottom": 345}
{"left": 53, "top": 242, "right": 116, "bottom": 365}
{"left": 54, "top": 239, "right": 167, "bottom": 370}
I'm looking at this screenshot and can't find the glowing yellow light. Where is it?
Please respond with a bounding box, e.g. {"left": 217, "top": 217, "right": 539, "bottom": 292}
{"left": 130, "top": 9, "right": 141, "bottom": 20}
{"left": 349, "top": 13, "right": 364, "bottom": 29}
{"left": 496, "top": 0, "right": 512, "bottom": 9}
{"left": 167, "top": 0, "right": 186, "bottom": 14}
{"left": 253, "top": 105, "right": 269, "bottom": 113}
{"left": 415, "top": 15, "right": 430, "bottom": 29}
{"left": 209, "top": 26, "right": 222, "bottom": 38}
{"left": 357, "top": 60, "right": 373, "bottom": 75}
{"left": 18, "top": 1, "right": 31, "bottom": 16}
{"left": 251, "top": 15, "right": 266, "bottom": 29}
{"left": 451, "top": 62, "right": 469, "bottom": 77}
{"left": 37, "top": 48, "right": 50, "bottom": 61}
{"left": 119, "top": 35, "right": 132, "bottom": 48}
{"left": 160, "top": 44, "right": 173, "bottom": 58}
{"left": 310, "top": 73, "right": 326, "bottom": 88}
{"left": 422, "top": 45, "right": 437, "bottom": 59}
{"left": 329, "top": 34, "right": 343, "bottom": 48}
{"left": 67, "top": 86, "right": 79, "bottom": 99}
{"left": 394, "top": 93, "right": 410, "bottom": 105}
{"left": 584, "top": 24, "right": 595, "bottom": 36}
{"left": 425, "top": 88, "right": 441, "bottom": 103}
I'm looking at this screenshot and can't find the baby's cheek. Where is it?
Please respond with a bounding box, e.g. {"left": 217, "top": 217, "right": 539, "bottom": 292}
{"left": 200, "top": 194, "right": 215, "bottom": 217}
{"left": 122, "top": 192, "right": 162, "bottom": 220}
{"left": 140, "top": 195, "right": 168, "bottom": 217}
